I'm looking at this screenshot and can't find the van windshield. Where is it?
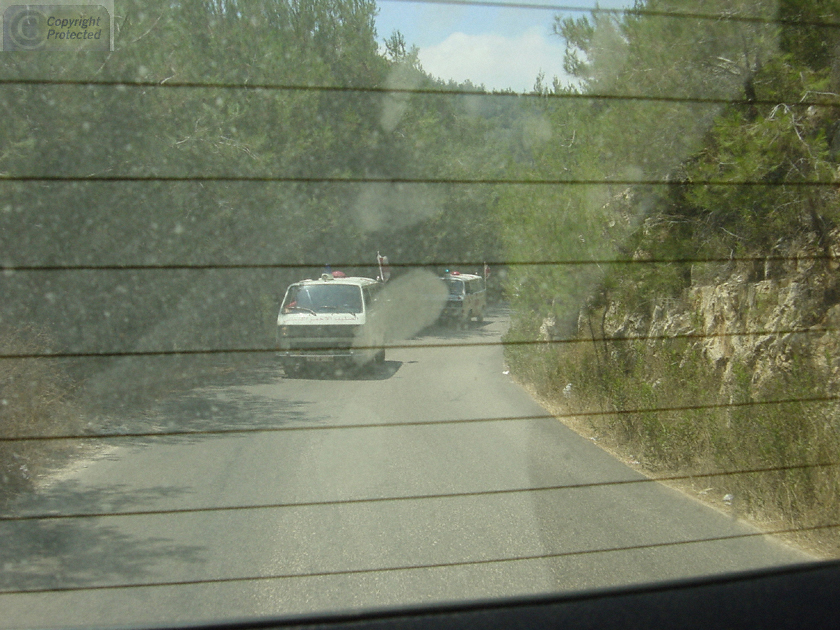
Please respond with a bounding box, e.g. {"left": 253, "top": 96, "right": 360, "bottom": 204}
{"left": 446, "top": 280, "right": 465, "bottom": 296}
{"left": 283, "top": 284, "right": 363, "bottom": 314}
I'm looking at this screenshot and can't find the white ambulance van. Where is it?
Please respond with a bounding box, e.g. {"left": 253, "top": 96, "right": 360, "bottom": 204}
{"left": 276, "top": 274, "right": 386, "bottom": 376}
{"left": 440, "top": 271, "right": 486, "bottom": 326}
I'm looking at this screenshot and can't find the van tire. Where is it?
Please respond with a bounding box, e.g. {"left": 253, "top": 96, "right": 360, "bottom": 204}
{"left": 375, "top": 348, "right": 385, "bottom": 364}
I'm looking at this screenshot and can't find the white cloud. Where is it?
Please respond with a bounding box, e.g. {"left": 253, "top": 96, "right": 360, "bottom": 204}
{"left": 417, "top": 27, "right": 568, "bottom": 93}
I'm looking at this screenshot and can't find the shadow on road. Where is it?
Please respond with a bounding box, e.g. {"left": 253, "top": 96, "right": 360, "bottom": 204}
{"left": 404, "top": 313, "right": 501, "bottom": 343}
{"left": 8, "top": 479, "right": 191, "bottom": 519}
{"left": 88, "top": 355, "right": 321, "bottom": 443}
{"left": 129, "top": 391, "right": 317, "bottom": 444}
{"left": 282, "top": 359, "right": 403, "bottom": 381}
{"left": 0, "top": 481, "right": 205, "bottom": 591}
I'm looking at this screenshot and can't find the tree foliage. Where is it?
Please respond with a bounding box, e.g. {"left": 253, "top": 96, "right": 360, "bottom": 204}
{"left": 0, "top": 0, "right": 517, "bottom": 377}
{"left": 498, "top": 0, "right": 840, "bottom": 335}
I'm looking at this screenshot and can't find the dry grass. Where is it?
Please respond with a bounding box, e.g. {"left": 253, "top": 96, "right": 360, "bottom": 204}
{"left": 0, "top": 327, "right": 85, "bottom": 506}
{"left": 507, "top": 335, "right": 840, "bottom": 558}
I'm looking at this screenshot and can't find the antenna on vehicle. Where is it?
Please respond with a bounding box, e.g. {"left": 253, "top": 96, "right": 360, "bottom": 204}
{"left": 377, "top": 251, "right": 391, "bottom": 282}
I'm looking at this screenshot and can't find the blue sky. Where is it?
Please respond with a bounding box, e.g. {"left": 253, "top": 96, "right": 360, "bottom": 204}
{"left": 375, "top": 0, "right": 633, "bottom": 92}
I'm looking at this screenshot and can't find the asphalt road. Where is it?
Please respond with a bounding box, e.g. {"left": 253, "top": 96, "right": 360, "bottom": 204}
{"left": 0, "top": 310, "right": 809, "bottom": 628}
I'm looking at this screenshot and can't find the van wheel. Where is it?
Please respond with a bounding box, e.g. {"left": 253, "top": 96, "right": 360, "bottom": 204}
{"left": 477, "top": 311, "right": 484, "bottom": 323}
{"left": 375, "top": 348, "right": 385, "bottom": 364}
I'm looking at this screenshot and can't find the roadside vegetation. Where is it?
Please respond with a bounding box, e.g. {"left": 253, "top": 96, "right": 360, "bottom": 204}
{"left": 499, "top": 0, "right": 840, "bottom": 553}
{"left": 0, "top": 328, "right": 85, "bottom": 507}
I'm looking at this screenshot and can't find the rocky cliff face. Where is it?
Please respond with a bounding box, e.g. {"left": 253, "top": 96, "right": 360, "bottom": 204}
{"left": 591, "top": 229, "right": 840, "bottom": 401}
